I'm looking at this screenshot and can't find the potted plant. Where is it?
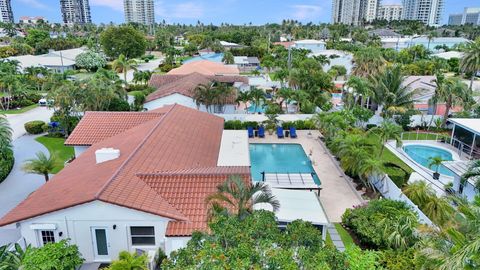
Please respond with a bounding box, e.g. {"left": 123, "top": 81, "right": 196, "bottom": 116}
{"left": 263, "top": 113, "right": 278, "bottom": 135}
{"left": 428, "top": 156, "right": 444, "bottom": 180}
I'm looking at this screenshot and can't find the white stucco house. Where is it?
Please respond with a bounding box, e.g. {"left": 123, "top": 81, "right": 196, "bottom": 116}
{"left": 144, "top": 72, "right": 249, "bottom": 113}
{"left": 0, "top": 105, "right": 251, "bottom": 266}
{"left": 7, "top": 47, "right": 86, "bottom": 73}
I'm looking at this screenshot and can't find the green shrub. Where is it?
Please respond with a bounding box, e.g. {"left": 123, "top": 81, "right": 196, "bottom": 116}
{"left": 377, "top": 248, "right": 416, "bottom": 270}
{"left": 224, "top": 120, "right": 244, "bottom": 130}
{"left": 384, "top": 166, "right": 407, "bottom": 187}
{"left": 24, "top": 120, "right": 46, "bottom": 134}
{"left": 281, "top": 120, "right": 315, "bottom": 129}
{"left": 342, "top": 199, "right": 419, "bottom": 250}
{"left": 0, "top": 149, "right": 14, "bottom": 184}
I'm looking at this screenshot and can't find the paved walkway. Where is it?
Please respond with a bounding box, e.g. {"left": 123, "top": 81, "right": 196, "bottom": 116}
{"left": 0, "top": 134, "right": 50, "bottom": 245}
{"left": 5, "top": 107, "right": 53, "bottom": 140}
{"left": 327, "top": 224, "right": 345, "bottom": 251}
{"left": 250, "top": 130, "right": 364, "bottom": 222}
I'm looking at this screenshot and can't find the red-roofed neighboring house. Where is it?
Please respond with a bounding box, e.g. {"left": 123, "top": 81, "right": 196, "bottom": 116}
{"left": 145, "top": 72, "right": 249, "bottom": 113}
{"left": 0, "top": 105, "right": 251, "bottom": 264}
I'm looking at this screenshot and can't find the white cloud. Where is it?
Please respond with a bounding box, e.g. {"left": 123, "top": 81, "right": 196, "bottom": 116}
{"left": 90, "top": 0, "right": 124, "bottom": 12}
{"left": 155, "top": 1, "right": 204, "bottom": 19}
{"left": 290, "top": 5, "right": 322, "bottom": 20}
{"left": 18, "top": 0, "right": 50, "bottom": 10}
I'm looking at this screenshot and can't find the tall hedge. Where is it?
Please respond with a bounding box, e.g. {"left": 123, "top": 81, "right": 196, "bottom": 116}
{"left": 0, "top": 149, "right": 14, "bottom": 183}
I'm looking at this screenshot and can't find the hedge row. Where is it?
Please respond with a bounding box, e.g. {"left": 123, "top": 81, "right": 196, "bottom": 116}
{"left": 224, "top": 119, "right": 316, "bottom": 130}
{"left": 0, "top": 149, "right": 14, "bottom": 184}
{"left": 24, "top": 120, "right": 46, "bottom": 135}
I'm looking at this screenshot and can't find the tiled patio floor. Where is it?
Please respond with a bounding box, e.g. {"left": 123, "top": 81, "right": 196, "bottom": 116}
{"left": 249, "top": 130, "right": 364, "bottom": 222}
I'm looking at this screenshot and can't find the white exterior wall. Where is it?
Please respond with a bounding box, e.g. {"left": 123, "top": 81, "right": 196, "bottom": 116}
{"left": 164, "top": 237, "right": 191, "bottom": 254}
{"left": 74, "top": 146, "right": 89, "bottom": 157}
{"left": 452, "top": 174, "right": 478, "bottom": 202}
{"left": 144, "top": 93, "right": 236, "bottom": 114}
{"left": 18, "top": 201, "right": 172, "bottom": 263}
{"left": 294, "top": 42, "right": 326, "bottom": 54}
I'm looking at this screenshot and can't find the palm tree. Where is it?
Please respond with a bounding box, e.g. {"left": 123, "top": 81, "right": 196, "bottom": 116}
{"left": 427, "top": 31, "right": 438, "bottom": 50}
{"left": 422, "top": 195, "right": 454, "bottom": 227}
{"left": 206, "top": 175, "right": 280, "bottom": 220}
{"left": 460, "top": 37, "right": 480, "bottom": 91}
{"left": 462, "top": 160, "right": 480, "bottom": 191}
{"left": 417, "top": 196, "right": 480, "bottom": 269}
{"left": 276, "top": 88, "right": 293, "bottom": 112}
{"left": 222, "top": 51, "right": 234, "bottom": 64}
{"left": 112, "top": 54, "right": 137, "bottom": 87}
{"left": 369, "top": 121, "right": 403, "bottom": 155}
{"left": 428, "top": 73, "right": 446, "bottom": 129}
{"left": 235, "top": 90, "right": 251, "bottom": 113}
{"left": 372, "top": 65, "right": 416, "bottom": 118}
{"left": 357, "top": 157, "right": 386, "bottom": 191}
{"left": 345, "top": 76, "right": 371, "bottom": 108}
{"left": 249, "top": 87, "right": 266, "bottom": 114}
{"left": 0, "top": 115, "right": 12, "bottom": 151}
{"left": 352, "top": 47, "right": 385, "bottom": 78}
{"left": 22, "top": 152, "right": 56, "bottom": 182}
{"left": 438, "top": 78, "right": 472, "bottom": 127}
{"left": 403, "top": 181, "right": 435, "bottom": 208}
{"left": 191, "top": 83, "right": 217, "bottom": 113}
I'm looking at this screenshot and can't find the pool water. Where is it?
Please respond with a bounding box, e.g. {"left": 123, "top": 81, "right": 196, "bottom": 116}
{"left": 247, "top": 102, "right": 265, "bottom": 113}
{"left": 403, "top": 145, "right": 454, "bottom": 176}
{"left": 332, "top": 93, "right": 342, "bottom": 99}
{"left": 183, "top": 53, "right": 224, "bottom": 64}
{"left": 249, "top": 143, "right": 320, "bottom": 184}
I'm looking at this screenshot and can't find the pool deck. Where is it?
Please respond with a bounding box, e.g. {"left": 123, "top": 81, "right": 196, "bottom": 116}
{"left": 386, "top": 140, "right": 466, "bottom": 195}
{"left": 249, "top": 130, "right": 364, "bottom": 222}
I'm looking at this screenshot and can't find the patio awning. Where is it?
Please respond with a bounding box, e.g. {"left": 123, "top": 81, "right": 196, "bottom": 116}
{"left": 254, "top": 189, "right": 329, "bottom": 225}
{"left": 449, "top": 118, "right": 480, "bottom": 135}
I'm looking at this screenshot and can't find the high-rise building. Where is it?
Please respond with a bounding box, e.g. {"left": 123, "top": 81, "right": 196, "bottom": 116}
{"left": 448, "top": 7, "right": 480, "bottom": 26}
{"left": 0, "top": 0, "right": 13, "bottom": 23}
{"left": 124, "top": 0, "right": 155, "bottom": 25}
{"left": 60, "top": 0, "right": 91, "bottom": 25}
{"left": 377, "top": 5, "right": 403, "bottom": 21}
{"left": 402, "top": 0, "right": 444, "bottom": 26}
{"left": 332, "top": 0, "right": 380, "bottom": 26}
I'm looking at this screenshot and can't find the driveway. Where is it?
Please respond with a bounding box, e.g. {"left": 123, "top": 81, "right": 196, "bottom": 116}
{"left": 119, "top": 57, "right": 164, "bottom": 82}
{"left": 0, "top": 134, "right": 50, "bottom": 245}
{"left": 6, "top": 106, "right": 54, "bottom": 140}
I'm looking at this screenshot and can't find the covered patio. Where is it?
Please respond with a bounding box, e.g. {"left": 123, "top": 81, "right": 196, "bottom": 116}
{"left": 449, "top": 118, "right": 480, "bottom": 159}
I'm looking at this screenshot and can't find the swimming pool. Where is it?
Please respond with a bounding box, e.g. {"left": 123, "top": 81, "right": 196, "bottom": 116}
{"left": 403, "top": 145, "right": 454, "bottom": 176}
{"left": 249, "top": 143, "right": 320, "bottom": 184}
{"left": 183, "top": 53, "right": 224, "bottom": 64}
{"left": 247, "top": 102, "right": 265, "bottom": 113}
{"left": 332, "top": 93, "right": 342, "bottom": 99}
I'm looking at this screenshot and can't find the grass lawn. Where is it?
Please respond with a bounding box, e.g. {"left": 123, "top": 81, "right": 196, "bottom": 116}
{"left": 366, "top": 133, "right": 414, "bottom": 174}
{"left": 334, "top": 223, "right": 356, "bottom": 248}
{"left": 325, "top": 231, "right": 334, "bottom": 247}
{"left": 0, "top": 104, "right": 38, "bottom": 114}
{"left": 35, "top": 136, "right": 74, "bottom": 174}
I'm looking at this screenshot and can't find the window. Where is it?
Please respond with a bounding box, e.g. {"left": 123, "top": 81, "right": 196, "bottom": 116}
{"left": 130, "top": 226, "right": 155, "bottom": 246}
{"left": 40, "top": 230, "right": 55, "bottom": 245}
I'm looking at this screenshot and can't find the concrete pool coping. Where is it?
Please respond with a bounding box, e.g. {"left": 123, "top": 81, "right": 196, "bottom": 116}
{"left": 386, "top": 140, "right": 463, "bottom": 195}
{"left": 249, "top": 130, "right": 364, "bottom": 222}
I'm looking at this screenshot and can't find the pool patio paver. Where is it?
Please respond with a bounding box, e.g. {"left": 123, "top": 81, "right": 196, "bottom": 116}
{"left": 249, "top": 130, "right": 364, "bottom": 222}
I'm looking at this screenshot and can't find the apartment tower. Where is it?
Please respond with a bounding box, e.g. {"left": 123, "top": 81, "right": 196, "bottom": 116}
{"left": 377, "top": 4, "right": 403, "bottom": 21}
{"left": 0, "top": 0, "right": 13, "bottom": 23}
{"left": 402, "top": 0, "right": 444, "bottom": 26}
{"left": 332, "top": 0, "right": 380, "bottom": 26}
{"left": 448, "top": 7, "right": 480, "bottom": 26}
{"left": 60, "top": 0, "right": 92, "bottom": 25}
{"left": 124, "top": 0, "right": 155, "bottom": 25}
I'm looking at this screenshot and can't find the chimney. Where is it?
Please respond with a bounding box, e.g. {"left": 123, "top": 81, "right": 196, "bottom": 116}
{"left": 95, "top": 148, "right": 120, "bottom": 164}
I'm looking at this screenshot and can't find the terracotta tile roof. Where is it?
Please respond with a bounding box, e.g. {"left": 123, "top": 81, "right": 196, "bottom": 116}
{"left": 167, "top": 60, "right": 240, "bottom": 76}
{"left": 65, "top": 108, "right": 169, "bottom": 146}
{"left": 0, "top": 105, "right": 250, "bottom": 235}
{"left": 146, "top": 72, "right": 248, "bottom": 103}
{"left": 139, "top": 167, "right": 250, "bottom": 236}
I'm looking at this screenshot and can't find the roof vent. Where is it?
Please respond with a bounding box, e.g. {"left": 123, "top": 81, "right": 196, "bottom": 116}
{"left": 95, "top": 148, "right": 120, "bottom": 164}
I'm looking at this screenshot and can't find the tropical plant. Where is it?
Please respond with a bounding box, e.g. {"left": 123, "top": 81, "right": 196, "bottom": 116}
{"left": 112, "top": 54, "right": 138, "bottom": 86}
{"left": 222, "top": 51, "right": 234, "bottom": 64}
{"left": 75, "top": 50, "right": 107, "bottom": 71}
{"left": 352, "top": 47, "right": 385, "bottom": 78}
{"left": 132, "top": 70, "right": 152, "bottom": 85}
{"left": 0, "top": 115, "right": 12, "bottom": 150}
{"left": 460, "top": 37, "right": 480, "bottom": 91}
{"left": 22, "top": 240, "right": 83, "bottom": 270}
{"left": 438, "top": 78, "right": 472, "bottom": 127}
{"left": 368, "top": 121, "right": 403, "bottom": 155}
{"left": 345, "top": 76, "right": 372, "bottom": 109}
{"left": 206, "top": 175, "right": 280, "bottom": 220}
{"left": 372, "top": 65, "right": 416, "bottom": 118}
{"left": 106, "top": 251, "right": 148, "bottom": 270}
{"left": 428, "top": 156, "right": 444, "bottom": 174}
{"left": 22, "top": 152, "right": 56, "bottom": 182}
{"left": 191, "top": 82, "right": 217, "bottom": 113}
{"left": 235, "top": 90, "right": 250, "bottom": 113}
{"left": 248, "top": 87, "right": 266, "bottom": 114}
{"left": 416, "top": 196, "right": 480, "bottom": 269}
{"left": 462, "top": 160, "right": 480, "bottom": 191}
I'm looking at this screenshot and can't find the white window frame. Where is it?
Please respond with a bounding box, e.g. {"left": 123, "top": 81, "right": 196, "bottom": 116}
{"left": 37, "top": 230, "right": 55, "bottom": 246}
{"left": 130, "top": 226, "right": 156, "bottom": 246}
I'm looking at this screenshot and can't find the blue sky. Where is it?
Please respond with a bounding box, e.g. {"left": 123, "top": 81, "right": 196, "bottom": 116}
{"left": 12, "top": 0, "right": 480, "bottom": 25}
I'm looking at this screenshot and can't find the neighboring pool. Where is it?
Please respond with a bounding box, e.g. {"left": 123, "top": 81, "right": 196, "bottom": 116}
{"left": 332, "top": 93, "right": 342, "bottom": 99}
{"left": 403, "top": 145, "right": 454, "bottom": 176}
{"left": 248, "top": 102, "right": 265, "bottom": 113}
{"left": 249, "top": 143, "right": 320, "bottom": 184}
{"left": 183, "top": 53, "right": 224, "bottom": 63}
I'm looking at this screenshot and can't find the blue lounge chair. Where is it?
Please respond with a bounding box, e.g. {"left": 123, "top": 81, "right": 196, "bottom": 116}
{"left": 258, "top": 126, "right": 265, "bottom": 138}
{"left": 247, "top": 126, "right": 254, "bottom": 138}
{"left": 277, "top": 127, "right": 284, "bottom": 138}
{"left": 290, "top": 127, "right": 297, "bottom": 138}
